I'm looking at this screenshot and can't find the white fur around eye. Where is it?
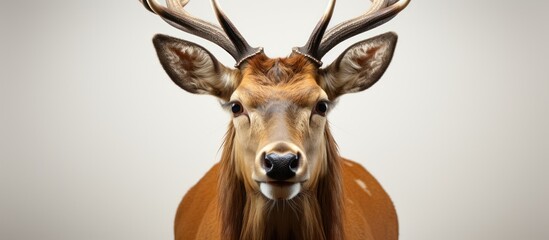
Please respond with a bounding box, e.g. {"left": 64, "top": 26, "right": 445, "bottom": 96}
{"left": 232, "top": 114, "right": 250, "bottom": 128}
{"left": 309, "top": 114, "right": 327, "bottom": 128}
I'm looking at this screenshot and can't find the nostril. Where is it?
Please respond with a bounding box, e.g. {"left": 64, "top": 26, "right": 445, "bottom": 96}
{"left": 263, "top": 157, "right": 274, "bottom": 172}
{"left": 289, "top": 155, "right": 299, "bottom": 172}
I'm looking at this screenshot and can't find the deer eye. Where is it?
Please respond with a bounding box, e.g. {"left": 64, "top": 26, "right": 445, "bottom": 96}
{"left": 314, "top": 101, "right": 329, "bottom": 116}
{"left": 231, "top": 102, "right": 244, "bottom": 116}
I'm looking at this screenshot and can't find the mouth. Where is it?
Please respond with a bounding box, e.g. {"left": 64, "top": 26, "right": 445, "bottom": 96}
{"left": 258, "top": 181, "right": 301, "bottom": 200}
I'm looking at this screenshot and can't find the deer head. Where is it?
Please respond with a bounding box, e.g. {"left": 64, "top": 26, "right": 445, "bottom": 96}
{"left": 141, "top": 0, "right": 409, "bottom": 238}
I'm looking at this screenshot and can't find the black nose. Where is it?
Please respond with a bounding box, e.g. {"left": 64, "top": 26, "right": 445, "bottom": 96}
{"left": 263, "top": 153, "right": 299, "bottom": 181}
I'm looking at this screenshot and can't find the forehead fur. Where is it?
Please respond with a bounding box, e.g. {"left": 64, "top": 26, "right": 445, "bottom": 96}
{"left": 243, "top": 54, "right": 318, "bottom": 85}
{"left": 236, "top": 54, "right": 324, "bottom": 107}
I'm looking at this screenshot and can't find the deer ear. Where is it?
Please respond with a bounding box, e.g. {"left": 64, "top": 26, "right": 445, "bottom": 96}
{"left": 320, "top": 32, "right": 398, "bottom": 99}
{"left": 153, "top": 34, "right": 238, "bottom": 100}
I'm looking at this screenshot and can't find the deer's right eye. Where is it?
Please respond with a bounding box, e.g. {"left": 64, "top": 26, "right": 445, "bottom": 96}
{"left": 231, "top": 102, "right": 244, "bottom": 116}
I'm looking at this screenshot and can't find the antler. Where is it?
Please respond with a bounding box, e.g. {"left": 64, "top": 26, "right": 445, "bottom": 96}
{"left": 140, "top": 0, "right": 263, "bottom": 67}
{"left": 295, "top": 0, "right": 410, "bottom": 66}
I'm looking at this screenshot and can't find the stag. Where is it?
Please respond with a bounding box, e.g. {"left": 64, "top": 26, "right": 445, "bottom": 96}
{"left": 140, "top": 0, "right": 409, "bottom": 239}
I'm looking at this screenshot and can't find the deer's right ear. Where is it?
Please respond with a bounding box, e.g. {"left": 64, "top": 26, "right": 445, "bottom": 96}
{"left": 153, "top": 34, "right": 239, "bottom": 100}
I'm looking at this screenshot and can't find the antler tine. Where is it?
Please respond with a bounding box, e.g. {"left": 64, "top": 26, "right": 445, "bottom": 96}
{"left": 364, "top": 0, "right": 389, "bottom": 15}
{"left": 141, "top": 0, "right": 155, "bottom": 13}
{"left": 294, "top": 0, "right": 336, "bottom": 66}
{"left": 317, "top": 0, "right": 410, "bottom": 59}
{"left": 140, "top": 0, "right": 237, "bottom": 55}
{"left": 140, "top": 0, "right": 261, "bottom": 67}
{"left": 211, "top": 0, "right": 262, "bottom": 61}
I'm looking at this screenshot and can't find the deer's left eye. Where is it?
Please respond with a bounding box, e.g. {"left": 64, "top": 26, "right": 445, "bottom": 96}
{"left": 314, "top": 101, "right": 329, "bottom": 116}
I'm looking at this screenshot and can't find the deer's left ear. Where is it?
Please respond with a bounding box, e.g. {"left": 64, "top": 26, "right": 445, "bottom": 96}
{"left": 320, "top": 32, "right": 398, "bottom": 99}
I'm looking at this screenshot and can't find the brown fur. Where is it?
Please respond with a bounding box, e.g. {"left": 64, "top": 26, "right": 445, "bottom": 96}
{"left": 172, "top": 53, "right": 398, "bottom": 239}
{"left": 218, "top": 124, "right": 246, "bottom": 240}
{"left": 174, "top": 126, "right": 398, "bottom": 239}
{"left": 236, "top": 54, "right": 322, "bottom": 110}
{"left": 216, "top": 123, "right": 343, "bottom": 240}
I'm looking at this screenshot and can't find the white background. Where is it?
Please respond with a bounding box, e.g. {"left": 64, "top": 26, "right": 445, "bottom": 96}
{"left": 1, "top": 0, "right": 548, "bottom": 239}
